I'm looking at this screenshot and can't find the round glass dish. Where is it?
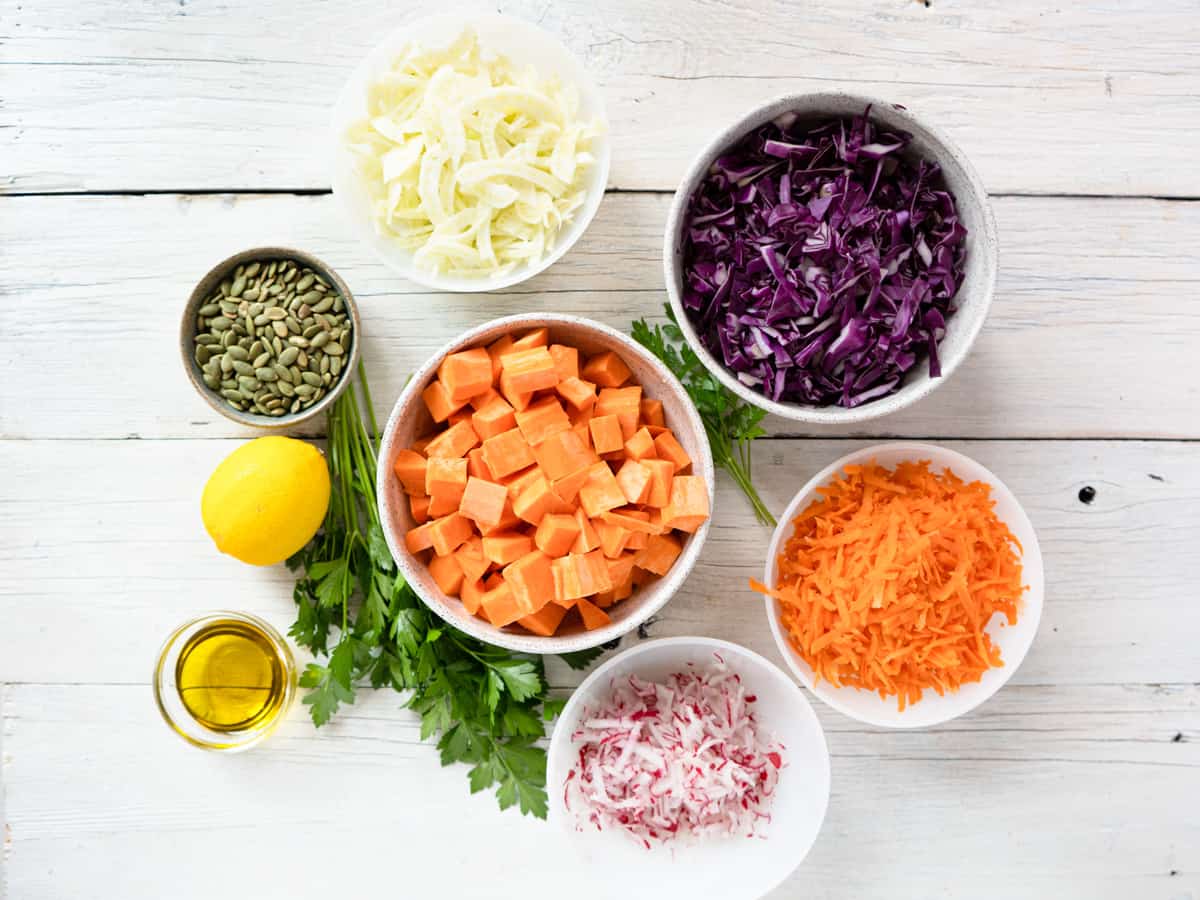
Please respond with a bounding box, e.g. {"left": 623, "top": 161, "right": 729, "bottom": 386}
{"left": 152, "top": 611, "right": 296, "bottom": 751}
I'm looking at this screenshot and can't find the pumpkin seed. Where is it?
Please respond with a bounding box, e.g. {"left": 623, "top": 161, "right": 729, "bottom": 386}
{"left": 333, "top": 296, "right": 345, "bottom": 313}
{"left": 265, "top": 307, "right": 287, "bottom": 321}
{"left": 251, "top": 351, "right": 270, "bottom": 368}
{"left": 256, "top": 367, "right": 278, "bottom": 382}
{"left": 221, "top": 389, "right": 243, "bottom": 402}
{"left": 248, "top": 339, "right": 264, "bottom": 358}
{"left": 231, "top": 360, "right": 254, "bottom": 376}
{"left": 322, "top": 372, "right": 333, "bottom": 385}
{"left": 272, "top": 336, "right": 283, "bottom": 355}
{"left": 330, "top": 357, "right": 342, "bottom": 377}
{"left": 277, "top": 346, "right": 300, "bottom": 366}
{"left": 282, "top": 267, "right": 297, "bottom": 283}
{"left": 221, "top": 378, "right": 237, "bottom": 390}
{"left": 219, "top": 354, "right": 234, "bottom": 374}
{"left": 244, "top": 262, "right": 261, "bottom": 278}
{"left": 288, "top": 335, "right": 309, "bottom": 348}
{"left": 210, "top": 317, "right": 232, "bottom": 332}
{"left": 269, "top": 407, "right": 286, "bottom": 417}
{"left": 297, "top": 350, "right": 308, "bottom": 368}
{"left": 268, "top": 283, "right": 283, "bottom": 296}
{"left": 226, "top": 345, "right": 248, "bottom": 362}
{"left": 247, "top": 302, "right": 264, "bottom": 318}
{"left": 219, "top": 279, "right": 232, "bottom": 296}
{"left": 301, "top": 371, "right": 323, "bottom": 387}
{"left": 291, "top": 398, "right": 302, "bottom": 413}
{"left": 298, "top": 303, "right": 312, "bottom": 319}
{"left": 277, "top": 380, "right": 296, "bottom": 398}
{"left": 273, "top": 364, "right": 292, "bottom": 383}
{"left": 221, "top": 330, "right": 237, "bottom": 349}
{"left": 295, "top": 274, "right": 314, "bottom": 293}
{"left": 310, "top": 331, "right": 330, "bottom": 349}
{"left": 324, "top": 341, "right": 344, "bottom": 357}
{"left": 303, "top": 325, "right": 323, "bottom": 340}
{"left": 272, "top": 321, "right": 288, "bottom": 338}
{"left": 195, "top": 333, "right": 218, "bottom": 345}
{"left": 195, "top": 346, "right": 212, "bottom": 365}
{"left": 230, "top": 276, "right": 246, "bottom": 297}
{"left": 320, "top": 356, "right": 330, "bottom": 375}
{"left": 294, "top": 384, "right": 316, "bottom": 398}
{"left": 198, "top": 303, "right": 221, "bottom": 317}
{"left": 312, "top": 296, "right": 334, "bottom": 314}
{"left": 202, "top": 373, "right": 219, "bottom": 389}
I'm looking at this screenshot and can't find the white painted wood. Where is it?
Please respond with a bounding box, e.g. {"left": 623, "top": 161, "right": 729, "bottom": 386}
{"left": 2, "top": 192, "right": 1198, "bottom": 441}
{"left": 3, "top": 0, "right": 1199, "bottom": 196}
{"left": 2, "top": 438, "right": 1198, "bottom": 687}
{"left": 2, "top": 681, "right": 1197, "bottom": 900}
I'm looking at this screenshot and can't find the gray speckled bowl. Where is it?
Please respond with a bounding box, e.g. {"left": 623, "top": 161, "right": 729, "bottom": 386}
{"left": 664, "top": 92, "right": 998, "bottom": 425}
{"left": 376, "top": 314, "right": 715, "bottom": 654}
{"left": 180, "top": 247, "right": 362, "bottom": 428}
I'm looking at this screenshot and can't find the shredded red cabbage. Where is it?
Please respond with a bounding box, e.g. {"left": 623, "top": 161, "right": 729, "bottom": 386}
{"left": 680, "top": 107, "right": 967, "bottom": 408}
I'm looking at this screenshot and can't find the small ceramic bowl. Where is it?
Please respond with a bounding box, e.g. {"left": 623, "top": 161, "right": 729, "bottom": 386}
{"left": 664, "top": 92, "right": 999, "bottom": 424}
{"left": 376, "top": 314, "right": 714, "bottom": 654}
{"left": 331, "top": 11, "right": 611, "bottom": 292}
{"left": 180, "top": 247, "right": 362, "bottom": 428}
{"left": 764, "top": 442, "right": 1044, "bottom": 728}
{"left": 546, "top": 637, "right": 831, "bottom": 900}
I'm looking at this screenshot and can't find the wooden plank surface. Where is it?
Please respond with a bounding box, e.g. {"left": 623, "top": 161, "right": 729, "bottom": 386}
{"left": 2, "top": 192, "right": 1198, "bottom": 441}
{"left": 3, "top": 0, "right": 1199, "bottom": 196}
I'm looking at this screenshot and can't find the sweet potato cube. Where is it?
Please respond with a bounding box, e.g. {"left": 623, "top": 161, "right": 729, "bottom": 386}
{"left": 454, "top": 536, "right": 492, "bottom": 584}
{"left": 471, "top": 395, "right": 517, "bottom": 441}
{"left": 661, "top": 476, "right": 710, "bottom": 533}
{"left": 581, "top": 351, "right": 631, "bottom": 388}
{"left": 504, "top": 465, "right": 544, "bottom": 500}
{"left": 552, "top": 466, "right": 591, "bottom": 506}
{"left": 481, "top": 582, "right": 524, "bottom": 627}
{"left": 601, "top": 507, "right": 662, "bottom": 535}
{"left": 550, "top": 557, "right": 580, "bottom": 607}
{"left": 534, "top": 513, "right": 580, "bottom": 558}
{"left": 595, "top": 520, "right": 632, "bottom": 558}
{"left": 468, "top": 386, "right": 502, "bottom": 411}
{"left": 548, "top": 344, "right": 579, "bottom": 380}
{"left": 578, "top": 550, "right": 614, "bottom": 596}
{"left": 458, "top": 476, "right": 508, "bottom": 528}
{"left": 438, "top": 348, "right": 494, "bottom": 403}
{"left": 426, "top": 457, "right": 469, "bottom": 517}
{"left": 482, "top": 532, "right": 533, "bottom": 566}
{"left": 653, "top": 430, "right": 692, "bottom": 473}
{"left": 409, "top": 494, "right": 431, "bottom": 525}
{"left": 635, "top": 533, "right": 683, "bottom": 575}
{"left": 578, "top": 463, "right": 627, "bottom": 518}
{"left": 626, "top": 530, "right": 649, "bottom": 551}
{"left": 615, "top": 459, "right": 653, "bottom": 505}
{"left": 481, "top": 428, "right": 535, "bottom": 479}
{"left": 642, "top": 458, "right": 675, "bottom": 508}
{"left": 486, "top": 334, "right": 514, "bottom": 377}
{"left": 575, "top": 597, "right": 611, "bottom": 631}
{"left": 532, "top": 428, "right": 596, "bottom": 482}
{"left": 460, "top": 577, "right": 486, "bottom": 615}
{"left": 405, "top": 521, "right": 435, "bottom": 554}
{"left": 498, "top": 371, "right": 534, "bottom": 412}
{"left": 588, "top": 414, "right": 623, "bottom": 455}
{"left": 607, "top": 553, "right": 637, "bottom": 594}
{"left": 466, "top": 447, "right": 494, "bottom": 480}
{"left": 512, "top": 326, "right": 549, "bottom": 351}
{"left": 479, "top": 497, "right": 522, "bottom": 535}
{"left": 425, "top": 420, "right": 480, "bottom": 459}
{"left": 428, "top": 552, "right": 464, "bottom": 597}
{"left": 555, "top": 376, "right": 596, "bottom": 412}
{"left": 499, "top": 347, "right": 559, "bottom": 393}
{"left": 513, "top": 472, "right": 570, "bottom": 526}
{"left": 595, "top": 386, "right": 642, "bottom": 440}
{"left": 422, "top": 379, "right": 469, "bottom": 423}
{"left": 427, "top": 514, "right": 475, "bottom": 557}
{"left": 514, "top": 396, "right": 570, "bottom": 446}
{"left": 502, "top": 550, "right": 555, "bottom": 615}
{"left": 624, "top": 427, "right": 658, "bottom": 461}
{"left": 392, "top": 449, "right": 428, "bottom": 496}
{"left": 447, "top": 410, "right": 473, "bottom": 426}
{"left": 411, "top": 433, "right": 436, "bottom": 455}
{"left": 571, "top": 507, "right": 600, "bottom": 553}
{"left": 639, "top": 398, "right": 665, "bottom": 428}
{"left": 519, "top": 601, "right": 567, "bottom": 637}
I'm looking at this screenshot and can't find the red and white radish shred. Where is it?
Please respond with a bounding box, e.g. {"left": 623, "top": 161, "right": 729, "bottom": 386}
{"left": 565, "top": 656, "right": 785, "bottom": 848}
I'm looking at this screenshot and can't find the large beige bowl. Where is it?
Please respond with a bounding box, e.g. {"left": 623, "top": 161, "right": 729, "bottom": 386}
{"left": 376, "top": 314, "right": 715, "bottom": 654}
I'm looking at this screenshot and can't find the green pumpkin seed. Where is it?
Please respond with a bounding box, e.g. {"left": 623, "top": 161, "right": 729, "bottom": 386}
{"left": 265, "top": 307, "right": 287, "bottom": 321}
{"left": 222, "top": 330, "right": 238, "bottom": 349}
{"left": 311, "top": 296, "right": 334, "bottom": 314}
{"left": 198, "top": 303, "right": 221, "bottom": 317}
{"left": 221, "top": 388, "right": 243, "bottom": 401}
{"left": 268, "top": 283, "right": 283, "bottom": 296}
{"left": 247, "top": 302, "right": 264, "bottom": 318}
{"left": 330, "top": 357, "right": 342, "bottom": 377}
{"left": 244, "top": 262, "right": 261, "bottom": 278}
{"left": 230, "top": 276, "right": 246, "bottom": 297}
{"left": 288, "top": 335, "right": 309, "bottom": 348}
{"left": 225, "top": 345, "right": 248, "bottom": 361}
{"left": 251, "top": 352, "right": 270, "bottom": 368}
{"left": 253, "top": 314, "right": 270, "bottom": 327}
{"left": 232, "top": 360, "right": 254, "bottom": 376}
{"left": 272, "top": 336, "right": 283, "bottom": 354}
{"left": 256, "top": 367, "right": 278, "bottom": 382}
{"left": 290, "top": 398, "right": 302, "bottom": 413}
{"left": 237, "top": 375, "right": 260, "bottom": 391}
{"left": 294, "top": 274, "right": 314, "bottom": 293}
{"left": 210, "top": 318, "right": 231, "bottom": 332}
{"left": 297, "top": 350, "right": 309, "bottom": 368}
{"left": 324, "top": 341, "right": 344, "bottom": 357}
{"left": 294, "top": 384, "right": 316, "bottom": 398}
{"left": 219, "top": 354, "right": 233, "bottom": 374}
{"left": 248, "top": 340, "right": 264, "bottom": 358}
{"left": 270, "top": 321, "right": 286, "bottom": 338}
{"left": 273, "top": 364, "right": 292, "bottom": 383}
{"left": 277, "top": 380, "right": 296, "bottom": 398}
{"left": 201, "top": 373, "right": 219, "bottom": 389}
{"left": 195, "top": 334, "right": 219, "bottom": 346}
{"left": 309, "top": 331, "right": 330, "bottom": 349}
{"left": 333, "top": 296, "right": 345, "bottom": 313}
{"left": 301, "top": 371, "right": 323, "bottom": 387}
{"left": 277, "top": 346, "right": 300, "bottom": 366}
{"left": 195, "top": 346, "right": 211, "bottom": 365}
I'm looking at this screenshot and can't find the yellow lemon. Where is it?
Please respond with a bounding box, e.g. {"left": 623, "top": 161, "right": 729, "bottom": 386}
{"left": 201, "top": 436, "right": 330, "bottom": 566}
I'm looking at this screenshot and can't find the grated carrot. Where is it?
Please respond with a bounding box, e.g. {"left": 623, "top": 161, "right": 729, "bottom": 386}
{"left": 752, "top": 460, "right": 1025, "bottom": 711}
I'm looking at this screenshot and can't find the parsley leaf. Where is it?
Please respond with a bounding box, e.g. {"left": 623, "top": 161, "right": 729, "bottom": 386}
{"left": 558, "top": 646, "right": 606, "bottom": 671}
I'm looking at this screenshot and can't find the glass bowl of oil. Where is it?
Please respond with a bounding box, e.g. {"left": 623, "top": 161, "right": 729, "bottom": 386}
{"left": 153, "top": 611, "right": 296, "bottom": 751}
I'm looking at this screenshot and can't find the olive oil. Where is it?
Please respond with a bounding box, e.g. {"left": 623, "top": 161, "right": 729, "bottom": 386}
{"left": 174, "top": 618, "right": 289, "bottom": 733}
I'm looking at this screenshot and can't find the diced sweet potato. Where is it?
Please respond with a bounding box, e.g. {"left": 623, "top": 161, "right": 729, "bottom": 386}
{"left": 661, "top": 475, "right": 710, "bottom": 533}
{"left": 578, "top": 550, "right": 614, "bottom": 595}
{"left": 624, "top": 427, "right": 658, "bottom": 461}
{"left": 571, "top": 507, "right": 600, "bottom": 553}
{"left": 486, "top": 334, "right": 514, "bottom": 379}
{"left": 481, "top": 428, "right": 535, "bottom": 479}
{"left": 499, "top": 347, "right": 559, "bottom": 393}
{"left": 581, "top": 351, "right": 631, "bottom": 388}
{"left": 518, "top": 601, "right": 567, "bottom": 636}
{"left": 578, "top": 463, "right": 627, "bottom": 518}
{"left": 555, "top": 376, "right": 597, "bottom": 412}
{"left": 460, "top": 577, "right": 486, "bottom": 615}
{"left": 514, "top": 396, "right": 571, "bottom": 446}
{"left": 482, "top": 532, "right": 533, "bottom": 566}
{"left": 447, "top": 410, "right": 473, "bottom": 426}
{"left": 653, "top": 430, "right": 692, "bottom": 473}
{"left": 626, "top": 530, "right": 648, "bottom": 551}
{"left": 634, "top": 533, "right": 683, "bottom": 575}
{"left": 411, "top": 433, "right": 436, "bottom": 455}
{"left": 607, "top": 552, "right": 637, "bottom": 595}
{"left": 438, "top": 347, "right": 494, "bottom": 402}
{"left": 601, "top": 507, "right": 662, "bottom": 535}
{"left": 502, "top": 550, "right": 555, "bottom": 615}
{"left": 504, "top": 465, "right": 544, "bottom": 500}
{"left": 409, "top": 494, "right": 431, "bottom": 525}
{"left": 471, "top": 394, "right": 517, "bottom": 441}
{"left": 429, "top": 552, "right": 465, "bottom": 596}
{"left": 425, "top": 420, "right": 480, "bottom": 459}
{"left": 454, "top": 536, "right": 491, "bottom": 584}
{"left": 392, "top": 449, "right": 428, "bottom": 496}
{"left": 513, "top": 471, "right": 570, "bottom": 526}
{"left": 427, "top": 514, "right": 475, "bottom": 557}
{"left": 531, "top": 428, "right": 596, "bottom": 482}
{"left": 552, "top": 466, "right": 590, "bottom": 506}
{"left": 458, "top": 476, "right": 508, "bottom": 528}
{"left": 595, "top": 386, "right": 642, "bottom": 439}
{"left": 639, "top": 398, "right": 665, "bottom": 428}
{"left": 642, "top": 458, "right": 675, "bottom": 508}
{"left": 548, "top": 344, "right": 579, "bottom": 380}
{"left": 422, "top": 379, "right": 469, "bottom": 423}
{"left": 534, "top": 513, "right": 580, "bottom": 558}
{"left": 466, "top": 447, "right": 494, "bottom": 480}
{"left": 426, "top": 457, "right": 469, "bottom": 517}
{"left": 588, "top": 414, "right": 623, "bottom": 455}
{"left": 595, "top": 520, "right": 631, "bottom": 558}
{"left": 615, "top": 459, "right": 653, "bottom": 505}
{"left": 512, "top": 326, "right": 550, "bottom": 351}
{"left": 481, "top": 582, "right": 524, "bottom": 628}
{"left": 575, "top": 597, "right": 611, "bottom": 631}
{"left": 405, "top": 520, "right": 435, "bottom": 554}
{"left": 497, "top": 371, "right": 534, "bottom": 412}
{"left": 468, "top": 386, "right": 502, "bottom": 411}
{"left": 550, "top": 557, "right": 577, "bottom": 608}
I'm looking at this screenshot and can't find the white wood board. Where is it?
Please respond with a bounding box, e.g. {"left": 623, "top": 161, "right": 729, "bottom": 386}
{"left": 3, "top": 0, "right": 1199, "bottom": 196}
{"left": 1, "top": 192, "right": 1197, "bottom": 441}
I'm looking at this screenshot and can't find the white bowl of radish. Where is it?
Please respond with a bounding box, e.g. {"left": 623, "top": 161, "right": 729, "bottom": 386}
{"left": 547, "top": 637, "right": 831, "bottom": 900}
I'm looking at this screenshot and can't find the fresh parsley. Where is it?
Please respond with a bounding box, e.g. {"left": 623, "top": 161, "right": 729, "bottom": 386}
{"left": 288, "top": 361, "right": 599, "bottom": 819}
{"left": 632, "top": 305, "right": 776, "bottom": 525}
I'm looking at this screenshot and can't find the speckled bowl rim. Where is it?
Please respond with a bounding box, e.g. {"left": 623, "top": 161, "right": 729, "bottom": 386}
{"left": 180, "top": 247, "right": 362, "bottom": 428}
{"left": 376, "top": 313, "right": 716, "bottom": 654}
{"left": 663, "top": 91, "right": 999, "bottom": 425}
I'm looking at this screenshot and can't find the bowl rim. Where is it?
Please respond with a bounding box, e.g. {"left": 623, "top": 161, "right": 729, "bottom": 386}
{"left": 180, "top": 246, "right": 362, "bottom": 428}
{"left": 375, "top": 313, "right": 716, "bottom": 653}
{"left": 662, "top": 90, "right": 999, "bottom": 424}
{"left": 329, "top": 9, "right": 612, "bottom": 293}
{"left": 762, "top": 441, "right": 1045, "bottom": 728}
{"left": 545, "top": 635, "right": 832, "bottom": 897}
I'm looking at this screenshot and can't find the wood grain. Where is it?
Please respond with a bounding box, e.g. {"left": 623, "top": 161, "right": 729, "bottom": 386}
{"left": 1, "top": 192, "right": 1197, "bottom": 441}
{"left": 3, "top": 0, "right": 1199, "bottom": 196}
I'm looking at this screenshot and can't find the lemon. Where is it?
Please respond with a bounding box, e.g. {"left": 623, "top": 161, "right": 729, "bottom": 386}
{"left": 201, "top": 436, "right": 330, "bottom": 566}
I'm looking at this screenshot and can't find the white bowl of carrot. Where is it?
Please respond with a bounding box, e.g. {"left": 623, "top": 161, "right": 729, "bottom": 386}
{"left": 377, "top": 314, "right": 715, "bottom": 654}
{"left": 759, "top": 442, "right": 1044, "bottom": 728}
